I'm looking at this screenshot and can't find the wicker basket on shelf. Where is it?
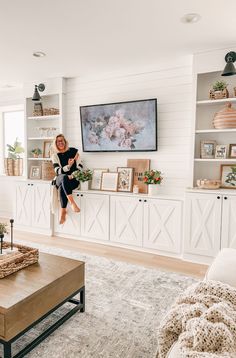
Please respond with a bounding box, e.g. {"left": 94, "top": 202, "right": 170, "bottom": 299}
{"left": 209, "top": 88, "right": 229, "bottom": 100}
{"left": 42, "top": 161, "right": 55, "bottom": 181}
{"left": 43, "top": 108, "right": 59, "bottom": 116}
{"left": 4, "top": 158, "right": 23, "bottom": 176}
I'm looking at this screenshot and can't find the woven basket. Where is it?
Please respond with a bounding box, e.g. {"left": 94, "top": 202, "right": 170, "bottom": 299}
{"left": 0, "top": 242, "right": 39, "bottom": 279}
{"left": 4, "top": 158, "right": 23, "bottom": 176}
{"left": 42, "top": 161, "right": 55, "bottom": 181}
{"left": 209, "top": 88, "right": 229, "bottom": 100}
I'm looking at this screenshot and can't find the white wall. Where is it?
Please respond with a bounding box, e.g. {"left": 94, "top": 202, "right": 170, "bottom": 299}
{"left": 65, "top": 62, "right": 193, "bottom": 195}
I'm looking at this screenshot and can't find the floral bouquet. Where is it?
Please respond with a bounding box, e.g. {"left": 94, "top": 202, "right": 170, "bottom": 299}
{"left": 143, "top": 170, "right": 163, "bottom": 185}
{"left": 71, "top": 169, "right": 92, "bottom": 182}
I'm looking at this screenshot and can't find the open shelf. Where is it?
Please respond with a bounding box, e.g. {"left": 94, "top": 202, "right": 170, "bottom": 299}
{"left": 27, "top": 115, "right": 60, "bottom": 121}
{"left": 28, "top": 158, "right": 51, "bottom": 161}
{"left": 194, "top": 158, "right": 236, "bottom": 163}
{"left": 195, "top": 128, "right": 236, "bottom": 133}
{"left": 197, "top": 98, "right": 236, "bottom": 105}
{"left": 28, "top": 137, "right": 54, "bottom": 140}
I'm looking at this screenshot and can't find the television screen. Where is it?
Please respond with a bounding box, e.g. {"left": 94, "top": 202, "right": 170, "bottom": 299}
{"left": 80, "top": 98, "right": 157, "bottom": 152}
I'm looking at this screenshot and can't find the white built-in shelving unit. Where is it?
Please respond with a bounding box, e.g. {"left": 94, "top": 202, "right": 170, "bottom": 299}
{"left": 24, "top": 78, "right": 65, "bottom": 179}
{"left": 193, "top": 70, "right": 236, "bottom": 186}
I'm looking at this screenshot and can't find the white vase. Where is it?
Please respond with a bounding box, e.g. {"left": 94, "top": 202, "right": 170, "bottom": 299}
{"left": 148, "top": 184, "right": 159, "bottom": 196}
{"left": 80, "top": 181, "right": 89, "bottom": 191}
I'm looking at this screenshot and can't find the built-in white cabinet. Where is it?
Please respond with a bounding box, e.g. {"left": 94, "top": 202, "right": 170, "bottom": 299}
{"left": 185, "top": 192, "right": 236, "bottom": 261}
{"left": 15, "top": 181, "right": 51, "bottom": 233}
{"left": 54, "top": 193, "right": 81, "bottom": 237}
{"left": 54, "top": 192, "right": 109, "bottom": 242}
{"left": 110, "top": 195, "right": 182, "bottom": 254}
{"left": 143, "top": 198, "right": 182, "bottom": 253}
{"left": 110, "top": 196, "right": 143, "bottom": 247}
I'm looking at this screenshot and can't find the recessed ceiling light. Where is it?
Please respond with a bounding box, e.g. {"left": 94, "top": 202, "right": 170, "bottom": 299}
{"left": 33, "top": 51, "right": 46, "bottom": 58}
{"left": 181, "top": 13, "right": 201, "bottom": 24}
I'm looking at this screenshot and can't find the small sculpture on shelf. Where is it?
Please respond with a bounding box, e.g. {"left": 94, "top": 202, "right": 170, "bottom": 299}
{"left": 209, "top": 80, "right": 229, "bottom": 100}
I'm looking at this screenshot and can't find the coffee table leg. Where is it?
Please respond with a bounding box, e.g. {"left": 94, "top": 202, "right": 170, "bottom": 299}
{"left": 80, "top": 286, "right": 85, "bottom": 312}
{"left": 3, "top": 341, "right": 11, "bottom": 358}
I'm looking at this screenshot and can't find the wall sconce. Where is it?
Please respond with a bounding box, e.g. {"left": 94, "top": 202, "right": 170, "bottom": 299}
{"left": 32, "top": 83, "right": 45, "bottom": 101}
{"left": 222, "top": 51, "right": 236, "bottom": 76}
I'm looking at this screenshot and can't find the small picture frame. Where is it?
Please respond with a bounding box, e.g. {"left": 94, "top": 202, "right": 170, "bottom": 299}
{"left": 215, "top": 144, "right": 228, "bottom": 159}
{"left": 30, "top": 165, "right": 41, "bottom": 180}
{"left": 117, "top": 167, "right": 134, "bottom": 192}
{"left": 101, "top": 172, "right": 118, "bottom": 192}
{"left": 91, "top": 168, "right": 109, "bottom": 190}
{"left": 43, "top": 140, "right": 53, "bottom": 158}
{"left": 200, "top": 140, "right": 216, "bottom": 159}
{"left": 229, "top": 144, "right": 236, "bottom": 158}
{"left": 220, "top": 164, "right": 236, "bottom": 189}
{"left": 33, "top": 102, "right": 43, "bottom": 116}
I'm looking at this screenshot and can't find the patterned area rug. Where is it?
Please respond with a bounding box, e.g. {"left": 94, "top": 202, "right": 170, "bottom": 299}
{"left": 4, "top": 242, "right": 197, "bottom": 358}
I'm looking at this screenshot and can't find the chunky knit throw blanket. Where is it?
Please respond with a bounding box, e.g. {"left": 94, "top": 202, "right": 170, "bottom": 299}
{"left": 157, "top": 280, "right": 236, "bottom": 358}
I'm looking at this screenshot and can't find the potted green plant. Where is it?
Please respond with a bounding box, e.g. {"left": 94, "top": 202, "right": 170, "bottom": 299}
{"left": 210, "top": 80, "right": 229, "bottom": 99}
{"left": 71, "top": 169, "right": 93, "bottom": 191}
{"left": 143, "top": 169, "right": 163, "bottom": 195}
{"left": 31, "top": 148, "right": 42, "bottom": 158}
{"left": 4, "top": 138, "right": 24, "bottom": 176}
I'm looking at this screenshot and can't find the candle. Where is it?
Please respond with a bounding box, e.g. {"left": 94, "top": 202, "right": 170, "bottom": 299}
{"left": 10, "top": 219, "right": 14, "bottom": 250}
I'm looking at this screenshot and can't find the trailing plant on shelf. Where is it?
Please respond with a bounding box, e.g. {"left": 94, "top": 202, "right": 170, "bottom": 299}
{"left": 143, "top": 170, "right": 163, "bottom": 185}
{"left": 212, "top": 80, "right": 228, "bottom": 92}
{"left": 7, "top": 138, "right": 24, "bottom": 159}
{"left": 31, "top": 148, "right": 42, "bottom": 158}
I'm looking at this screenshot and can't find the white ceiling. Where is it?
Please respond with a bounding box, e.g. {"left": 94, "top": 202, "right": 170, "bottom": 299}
{"left": 0, "top": 0, "right": 236, "bottom": 86}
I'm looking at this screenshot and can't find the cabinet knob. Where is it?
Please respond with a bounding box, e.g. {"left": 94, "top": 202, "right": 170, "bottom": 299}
{"left": 77, "top": 194, "right": 80, "bottom": 197}
{"left": 224, "top": 196, "right": 228, "bottom": 200}
{"left": 144, "top": 199, "right": 147, "bottom": 203}
{"left": 139, "top": 199, "right": 142, "bottom": 202}
{"left": 31, "top": 184, "right": 34, "bottom": 186}
{"left": 28, "top": 183, "right": 30, "bottom": 186}
{"left": 217, "top": 196, "right": 220, "bottom": 199}
{"left": 81, "top": 194, "right": 83, "bottom": 197}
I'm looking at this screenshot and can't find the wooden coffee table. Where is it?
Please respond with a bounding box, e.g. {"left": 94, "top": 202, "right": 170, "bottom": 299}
{"left": 0, "top": 253, "right": 85, "bottom": 358}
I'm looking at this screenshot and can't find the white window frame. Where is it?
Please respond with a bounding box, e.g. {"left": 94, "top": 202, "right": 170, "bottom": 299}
{"left": 0, "top": 104, "right": 24, "bottom": 175}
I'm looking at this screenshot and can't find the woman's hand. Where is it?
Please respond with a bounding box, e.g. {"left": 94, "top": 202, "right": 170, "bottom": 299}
{"left": 68, "top": 158, "right": 74, "bottom": 167}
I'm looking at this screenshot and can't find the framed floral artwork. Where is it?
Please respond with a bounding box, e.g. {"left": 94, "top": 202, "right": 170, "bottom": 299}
{"left": 80, "top": 99, "right": 157, "bottom": 152}
{"left": 117, "top": 167, "right": 133, "bottom": 192}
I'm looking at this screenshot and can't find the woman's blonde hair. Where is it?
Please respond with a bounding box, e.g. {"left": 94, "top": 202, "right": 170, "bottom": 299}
{"left": 51, "top": 134, "right": 69, "bottom": 155}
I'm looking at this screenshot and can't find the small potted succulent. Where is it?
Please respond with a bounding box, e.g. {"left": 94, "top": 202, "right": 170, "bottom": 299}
{"left": 143, "top": 170, "right": 163, "bottom": 195}
{"left": 70, "top": 169, "right": 93, "bottom": 191}
{"left": 31, "top": 148, "right": 42, "bottom": 158}
{"left": 209, "top": 80, "right": 229, "bottom": 100}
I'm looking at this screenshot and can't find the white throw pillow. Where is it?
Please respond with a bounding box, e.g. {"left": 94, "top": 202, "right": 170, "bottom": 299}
{"left": 206, "top": 248, "right": 236, "bottom": 288}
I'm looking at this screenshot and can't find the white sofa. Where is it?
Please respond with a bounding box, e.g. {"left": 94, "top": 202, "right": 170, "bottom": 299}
{"left": 167, "top": 248, "right": 236, "bottom": 358}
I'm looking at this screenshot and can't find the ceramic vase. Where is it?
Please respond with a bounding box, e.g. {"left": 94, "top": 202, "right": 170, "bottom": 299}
{"left": 80, "top": 181, "right": 89, "bottom": 191}
{"left": 148, "top": 184, "right": 159, "bottom": 196}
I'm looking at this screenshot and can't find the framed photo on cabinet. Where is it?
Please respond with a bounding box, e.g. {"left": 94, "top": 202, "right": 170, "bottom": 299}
{"left": 215, "top": 144, "right": 228, "bottom": 159}
{"left": 91, "top": 168, "right": 109, "bottom": 190}
{"left": 101, "top": 172, "right": 118, "bottom": 192}
{"left": 117, "top": 167, "right": 133, "bottom": 192}
{"left": 200, "top": 140, "right": 216, "bottom": 159}
{"left": 127, "top": 159, "right": 150, "bottom": 193}
{"left": 229, "top": 144, "right": 236, "bottom": 158}
{"left": 220, "top": 164, "right": 236, "bottom": 189}
{"left": 43, "top": 140, "right": 53, "bottom": 158}
{"left": 29, "top": 165, "right": 41, "bottom": 180}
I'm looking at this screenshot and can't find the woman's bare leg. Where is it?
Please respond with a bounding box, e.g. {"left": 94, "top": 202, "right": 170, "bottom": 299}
{"left": 59, "top": 208, "right": 67, "bottom": 224}
{"left": 67, "top": 194, "right": 80, "bottom": 212}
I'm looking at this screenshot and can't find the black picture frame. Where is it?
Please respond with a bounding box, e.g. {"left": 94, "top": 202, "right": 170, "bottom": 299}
{"left": 80, "top": 98, "right": 158, "bottom": 152}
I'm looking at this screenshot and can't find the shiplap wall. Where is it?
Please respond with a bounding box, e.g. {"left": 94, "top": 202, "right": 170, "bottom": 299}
{"left": 65, "top": 65, "right": 193, "bottom": 195}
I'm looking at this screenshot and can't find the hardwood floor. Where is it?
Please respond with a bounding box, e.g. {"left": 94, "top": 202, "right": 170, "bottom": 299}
{"left": 14, "top": 230, "right": 208, "bottom": 278}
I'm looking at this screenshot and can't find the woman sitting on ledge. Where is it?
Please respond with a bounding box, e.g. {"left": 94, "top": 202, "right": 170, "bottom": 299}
{"left": 51, "top": 134, "right": 83, "bottom": 224}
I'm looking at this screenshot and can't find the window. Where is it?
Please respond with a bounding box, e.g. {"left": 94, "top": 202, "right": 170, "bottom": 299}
{"left": 0, "top": 106, "right": 24, "bottom": 174}
{"left": 3, "top": 111, "right": 24, "bottom": 157}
